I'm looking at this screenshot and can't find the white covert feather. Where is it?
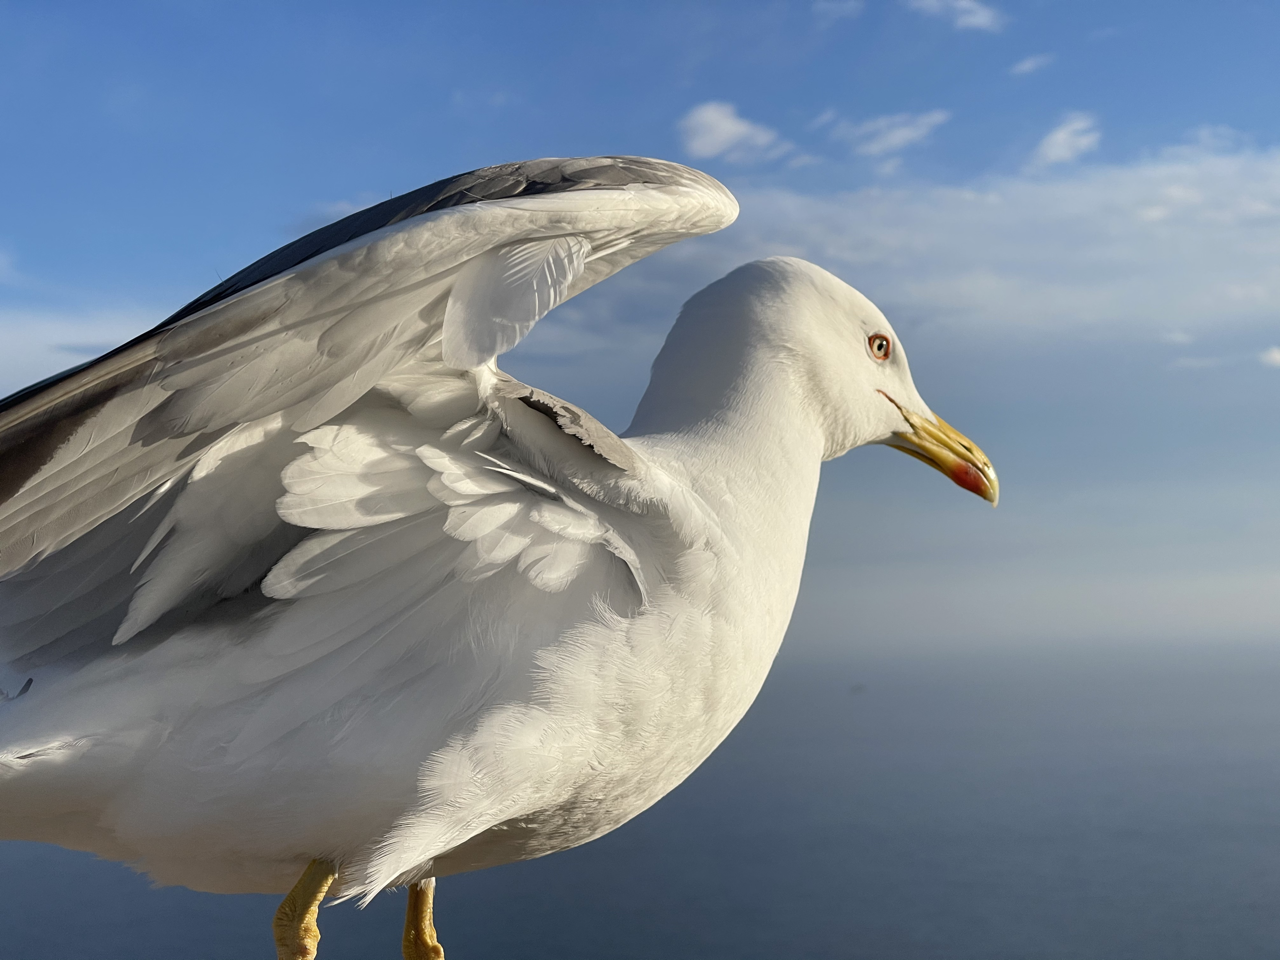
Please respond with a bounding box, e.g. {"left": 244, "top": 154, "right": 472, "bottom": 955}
{"left": 442, "top": 236, "right": 591, "bottom": 369}
{"left": 111, "top": 420, "right": 301, "bottom": 644}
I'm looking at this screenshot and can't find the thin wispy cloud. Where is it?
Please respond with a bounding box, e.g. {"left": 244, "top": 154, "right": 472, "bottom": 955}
{"left": 832, "top": 110, "right": 951, "bottom": 157}
{"left": 290, "top": 195, "right": 381, "bottom": 235}
{"left": 809, "top": 108, "right": 838, "bottom": 130}
{"left": 812, "top": 0, "right": 865, "bottom": 26}
{"left": 686, "top": 131, "right": 1280, "bottom": 339}
{"left": 0, "top": 309, "right": 157, "bottom": 396}
{"left": 678, "top": 102, "right": 793, "bottom": 164}
{"left": 1135, "top": 184, "right": 1204, "bottom": 223}
{"left": 449, "top": 87, "right": 512, "bottom": 110}
{"left": 786, "top": 153, "right": 823, "bottom": 169}
{"left": 904, "top": 0, "right": 1005, "bottom": 32}
{"left": 316, "top": 199, "right": 372, "bottom": 221}
{"left": 1261, "top": 347, "right": 1280, "bottom": 367}
{"left": 0, "top": 252, "right": 17, "bottom": 285}
{"left": 1010, "top": 53, "right": 1055, "bottom": 76}
{"left": 1029, "top": 112, "right": 1101, "bottom": 168}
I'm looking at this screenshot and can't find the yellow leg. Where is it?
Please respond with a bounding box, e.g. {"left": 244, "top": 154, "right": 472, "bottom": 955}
{"left": 403, "top": 877, "right": 445, "bottom": 960}
{"left": 273, "top": 859, "right": 337, "bottom": 960}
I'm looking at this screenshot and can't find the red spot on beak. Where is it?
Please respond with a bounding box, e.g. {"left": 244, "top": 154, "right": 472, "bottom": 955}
{"left": 950, "top": 460, "right": 990, "bottom": 499}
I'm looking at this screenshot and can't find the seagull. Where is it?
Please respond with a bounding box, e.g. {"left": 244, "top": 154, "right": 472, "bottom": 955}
{"left": 0, "top": 156, "right": 997, "bottom": 960}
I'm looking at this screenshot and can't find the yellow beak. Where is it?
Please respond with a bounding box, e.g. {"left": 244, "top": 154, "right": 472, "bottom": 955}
{"left": 879, "top": 391, "right": 999, "bottom": 506}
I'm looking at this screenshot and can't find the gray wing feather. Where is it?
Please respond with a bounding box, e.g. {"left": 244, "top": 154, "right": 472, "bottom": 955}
{"left": 0, "top": 156, "right": 735, "bottom": 670}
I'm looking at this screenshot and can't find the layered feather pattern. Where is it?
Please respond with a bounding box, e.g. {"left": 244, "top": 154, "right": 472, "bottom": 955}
{"left": 0, "top": 157, "right": 745, "bottom": 901}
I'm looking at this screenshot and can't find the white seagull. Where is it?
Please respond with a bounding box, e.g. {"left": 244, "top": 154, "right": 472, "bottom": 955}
{"left": 0, "top": 156, "right": 997, "bottom": 959}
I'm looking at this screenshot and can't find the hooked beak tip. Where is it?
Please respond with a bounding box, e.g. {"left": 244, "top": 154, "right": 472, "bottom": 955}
{"left": 950, "top": 458, "right": 999, "bottom": 506}
{"left": 879, "top": 391, "right": 998, "bottom": 506}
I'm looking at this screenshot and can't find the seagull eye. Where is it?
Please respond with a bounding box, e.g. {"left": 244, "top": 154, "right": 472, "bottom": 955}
{"left": 868, "top": 334, "right": 892, "bottom": 361}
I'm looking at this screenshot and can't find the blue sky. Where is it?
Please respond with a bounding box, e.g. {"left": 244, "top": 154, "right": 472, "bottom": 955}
{"left": 2, "top": 0, "right": 1279, "bottom": 654}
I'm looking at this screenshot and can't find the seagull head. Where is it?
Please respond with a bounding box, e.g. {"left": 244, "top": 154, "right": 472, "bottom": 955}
{"left": 632, "top": 256, "right": 997, "bottom": 505}
{"left": 767, "top": 257, "right": 999, "bottom": 505}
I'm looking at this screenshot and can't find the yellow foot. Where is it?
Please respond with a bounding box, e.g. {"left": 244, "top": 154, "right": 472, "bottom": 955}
{"left": 273, "top": 859, "right": 337, "bottom": 960}
{"left": 403, "top": 877, "right": 445, "bottom": 960}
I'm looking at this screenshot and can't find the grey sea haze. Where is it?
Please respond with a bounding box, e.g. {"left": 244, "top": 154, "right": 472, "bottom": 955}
{"left": 3, "top": 638, "right": 1280, "bottom": 960}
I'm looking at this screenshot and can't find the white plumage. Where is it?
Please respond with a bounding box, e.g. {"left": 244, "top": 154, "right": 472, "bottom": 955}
{"left": 0, "top": 157, "right": 996, "bottom": 916}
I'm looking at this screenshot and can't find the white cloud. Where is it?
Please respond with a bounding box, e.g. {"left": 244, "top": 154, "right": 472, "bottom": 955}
{"left": 787, "top": 153, "right": 822, "bottom": 169}
{"left": 809, "top": 108, "right": 837, "bottom": 130}
{"left": 291, "top": 195, "right": 381, "bottom": 235}
{"left": 1010, "top": 53, "right": 1055, "bottom": 76}
{"left": 0, "top": 309, "right": 157, "bottom": 398}
{"left": 832, "top": 109, "right": 950, "bottom": 156}
{"left": 1186, "top": 125, "right": 1253, "bottom": 155}
{"left": 678, "top": 102, "right": 792, "bottom": 164}
{"left": 685, "top": 132, "right": 1280, "bottom": 338}
{"left": 449, "top": 88, "right": 511, "bottom": 110}
{"left": 1261, "top": 347, "right": 1280, "bottom": 367}
{"left": 812, "top": 0, "right": 865, "bottom": 26}
{"left": 316, "top": 199, "right": 371, "bottom": 221}
{"left": 904, "top": 0, "right": 1005, "bottom": 32}
{"left": 1029, "top": 112, "right": 1100, "bottom": 168}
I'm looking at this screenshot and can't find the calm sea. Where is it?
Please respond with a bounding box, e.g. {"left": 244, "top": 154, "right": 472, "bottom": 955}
{"left": 4, "top": 638, "right": 1280, "bottom": 959}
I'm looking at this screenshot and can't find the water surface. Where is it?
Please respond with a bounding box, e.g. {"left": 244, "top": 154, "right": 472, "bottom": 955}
{"left": 3, "top": 639, "right": 1279, "bottom": 959}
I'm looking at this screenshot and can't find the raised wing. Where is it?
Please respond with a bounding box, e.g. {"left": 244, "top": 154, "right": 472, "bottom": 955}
{"left": 0, "top": 156, "right": 734, "bottom": 678}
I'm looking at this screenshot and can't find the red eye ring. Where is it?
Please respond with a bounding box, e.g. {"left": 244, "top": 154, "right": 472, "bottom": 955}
{"left": 868, "top": 334, "right": 892, "bottom": 361}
